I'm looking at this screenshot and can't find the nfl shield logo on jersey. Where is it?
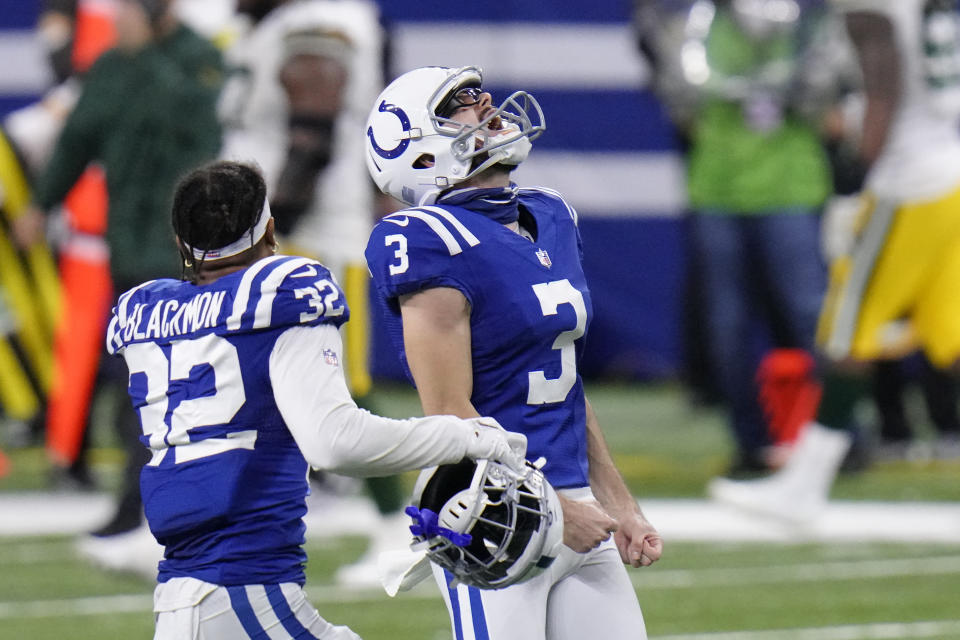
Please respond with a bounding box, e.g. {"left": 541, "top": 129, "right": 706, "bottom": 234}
{"left": 535, "top": 248, "right": 552, "bottom": 268}
{"left": 323, "top": 349, "right": 339, "bottom": 366}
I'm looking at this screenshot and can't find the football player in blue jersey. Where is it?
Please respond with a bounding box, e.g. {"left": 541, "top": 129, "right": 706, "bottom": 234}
{"left": 364, "top": 66, "right": 664, "bottom": 639}
{"left": 107, "top": 159, "right": 528, "bottom": 640}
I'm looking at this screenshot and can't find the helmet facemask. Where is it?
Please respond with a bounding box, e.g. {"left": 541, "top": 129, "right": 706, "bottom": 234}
{"left": 408, "top": 457, "right": 563, "bottom": 590}
{"left": 431, "top": 88, "right": 545, "bottom": 180}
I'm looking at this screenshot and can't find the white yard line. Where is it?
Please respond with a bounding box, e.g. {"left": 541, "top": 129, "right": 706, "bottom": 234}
{"left": 0, "top": 595, "right": 153, "bottom": 619}
{"left": 2, "top": 554, "right": 960, "bottom": 618}
{"left": 0, "top": 539, "right": 74, "bottom": 564}
{"left": 4, "top": 590, "right": 957, "bottom": 640}
{"left": 4, "top": 494, "right": 960, "bottom": 543}
{"left": 630, "top": 555, "right": 960, "bottom": 589}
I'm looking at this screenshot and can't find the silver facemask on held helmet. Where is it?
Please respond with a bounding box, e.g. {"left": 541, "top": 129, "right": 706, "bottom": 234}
{"left": 407, "top": 457, "right": 564, "bottom": 590}
{"left": 364, "top": 65, "right": 546, "bottom": 207}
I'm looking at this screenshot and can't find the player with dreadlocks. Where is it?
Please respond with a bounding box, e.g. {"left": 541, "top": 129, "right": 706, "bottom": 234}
{"left": 172, "top": 161, "right": 274, "bottom": 280}
{"left": 107, "top": 159, "right": 527, "bottom": 640}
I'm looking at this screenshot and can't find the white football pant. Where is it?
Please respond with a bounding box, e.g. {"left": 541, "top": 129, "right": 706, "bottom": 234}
{"left": 153, "top": 578, "right": 359, "bottom": 640}
{"left": 433, "top": 535, "right": 647, "bottom": 639}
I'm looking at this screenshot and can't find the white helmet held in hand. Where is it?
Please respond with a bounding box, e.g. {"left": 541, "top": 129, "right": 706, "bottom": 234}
{"left": 364, "top": 66, "right": 546, "bottom": 206}
{"left": 407, "top": 457, "right": 563, "bottom": 590}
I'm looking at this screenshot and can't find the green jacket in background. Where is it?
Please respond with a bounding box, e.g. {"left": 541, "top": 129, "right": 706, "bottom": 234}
{"left": 35, "top": 24, "right": 224, "bottom": 285}
{"left": 686, "top": 10, "right": 831, "bottom": 213}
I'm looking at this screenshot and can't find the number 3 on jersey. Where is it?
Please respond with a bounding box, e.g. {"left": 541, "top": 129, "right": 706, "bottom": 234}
{"left": 385, "top": 234, "right": 409, "bottom": 275}
{"left": 527, "top": 279, "right": 587, "bottom": 405}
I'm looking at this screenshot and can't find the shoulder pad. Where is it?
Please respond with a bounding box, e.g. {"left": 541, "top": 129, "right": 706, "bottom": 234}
{"left": 519, "top": 187, "right": 579, "bottom": 226}
{"left": 223, "top": 255, "right": 348, "bottom": 333}
{"left": 377, "top": 207, "right": 481, "bottom": 254}
{"left": 366, "top": 206, "right": 481, "bottom": 299}
{"left": 106, "top": 258, "right": 350, "bottom": 353}
{"left": 106, "top": 279, "right": 182, "bottom": 354}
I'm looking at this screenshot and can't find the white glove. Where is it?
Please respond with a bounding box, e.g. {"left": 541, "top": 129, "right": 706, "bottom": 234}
{"left": 820, "top": 194, "right": 864, "bottom": 262}
{"left": 464, "top": 417, "right": 527, "bottom": 472}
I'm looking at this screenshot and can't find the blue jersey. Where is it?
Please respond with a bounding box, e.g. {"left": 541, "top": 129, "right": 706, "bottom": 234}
{"left": 365, "top": 188, "right": 593, "bottom": 489}
{"left": 106, "top": 255, "right": 348, "bottom": 586}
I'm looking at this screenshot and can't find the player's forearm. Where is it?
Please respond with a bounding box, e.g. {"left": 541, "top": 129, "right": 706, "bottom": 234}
{"left": 270, "top": 324, "right": 477, "bottom": 475}
{"left": 584, "top": 396, "right": 641, "bottom": 520}
{"left": 301, "top": 402, "right": 477, "bottom": 475}
{"left": 845, "top": 10, "right": 900, "bottom": 167}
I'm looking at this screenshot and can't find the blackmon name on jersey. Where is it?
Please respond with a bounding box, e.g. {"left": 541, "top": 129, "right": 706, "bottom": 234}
{"left": 107, "top": 255, "right": 348, "bottom": 352}
{"left": 365, "top": 187, "right": 594, "bottom": 490}
{"left": 106, "top": 255, "right": 348, "bottom": 587}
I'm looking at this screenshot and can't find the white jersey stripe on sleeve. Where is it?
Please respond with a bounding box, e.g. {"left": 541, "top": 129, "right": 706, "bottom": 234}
{"left": 251, "top": 257, "right": 314, "bottom": 330}
{"left": 105, "top": 314, "right": 121, "bottom": 355}
{"left": 418, "top": 206, "right": 481, "bottom": 247}
{"left": 117, "top": 280, "right": 156, "bottom": 324}
{"left": 226, "top": 255, "right": 286, "bottom": 331}
{"left": 109, "top": 280, "right": 157, "bottom": 353}
{"left": 523, "top": 186, "right": 578, "bottom": 225}
{"left": 386, "top": 210, "right": 464, "bottom": 256}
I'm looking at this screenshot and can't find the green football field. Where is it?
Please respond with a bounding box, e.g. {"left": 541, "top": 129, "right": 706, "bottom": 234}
{"left": 2, "top": 382, "right": 959, "bottom": 639}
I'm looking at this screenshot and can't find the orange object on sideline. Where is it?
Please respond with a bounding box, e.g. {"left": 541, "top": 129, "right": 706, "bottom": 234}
{"left": 45, "top": 168, "right": 112, "bottom": 466}
{"left": 71, "top": 0, "right": 118, "bottom": 74}
{"left": 63, "top": 163, "right": 109, "bottom": 235}
{"left": 0, "top": 449, "right": 9, "bottom": 478}
{"left": 757, "top": 348, "right": 823, "bottom": 445}
{"left": 41, "top": 1, "right": 116, "bottom": 467}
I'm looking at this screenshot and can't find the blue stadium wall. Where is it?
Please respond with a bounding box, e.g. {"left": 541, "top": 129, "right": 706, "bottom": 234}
{"left": 0, "top": 0, "right": 689, "bottom": 381}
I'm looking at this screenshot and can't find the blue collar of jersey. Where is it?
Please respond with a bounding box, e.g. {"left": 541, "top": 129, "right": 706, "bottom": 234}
{"left": 437, "top": 183, "right": 520, "bottom": 225}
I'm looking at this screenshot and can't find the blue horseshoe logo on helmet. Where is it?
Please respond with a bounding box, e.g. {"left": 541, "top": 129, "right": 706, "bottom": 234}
{"left": 367, "top": 101, "right": 412, "bottom": 159}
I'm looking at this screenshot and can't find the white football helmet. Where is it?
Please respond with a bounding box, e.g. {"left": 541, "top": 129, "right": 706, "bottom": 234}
{"left": 407, "top": 457, "right": 563, "bottom": 590}
{"left": 364, "top": 66, "right": 546, "bottom": 206}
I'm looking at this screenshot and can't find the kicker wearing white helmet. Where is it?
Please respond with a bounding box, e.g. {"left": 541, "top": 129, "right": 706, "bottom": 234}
{"left": 364, "top": 66, "right": 663, "bottom": 640}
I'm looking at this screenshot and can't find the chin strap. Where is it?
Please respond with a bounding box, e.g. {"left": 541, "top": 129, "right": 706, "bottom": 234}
{"left": 464, "top": 124, "right": 533, "bottom": 180}
{"left": 489, "top": 129, "right": 533, "bottom": 166}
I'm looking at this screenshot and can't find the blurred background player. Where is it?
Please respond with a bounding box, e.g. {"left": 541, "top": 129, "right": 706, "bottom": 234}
{"left": 365, "top": 65, "right": 663, "bottom": 639}
{"left": 633, "top": 0, "right": 839, "bottom": 477}
{"left": 117, "top": 159, "right": 527, "bottom": 639}
{"left": 11, "top": 0, "right": 224, "bottom": 567}
{"left": 710, "top": 0, "right": 960, "bottom": 520}
{"left": 216, "top": 0, "right": 409, "bottom": 588}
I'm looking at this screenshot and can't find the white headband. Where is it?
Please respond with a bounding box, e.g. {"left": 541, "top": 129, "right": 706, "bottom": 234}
{"left": 183, "top": 199, "right": 272, "bottom": 261}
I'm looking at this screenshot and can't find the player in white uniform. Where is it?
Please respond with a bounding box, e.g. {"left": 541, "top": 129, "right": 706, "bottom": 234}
{"left": 111, "top": 160, "right": 527, "bottom": 640}
{"left": 711, "top": 0, "right": 960, "bottom": 520}
{"left": 218, "top": 0, "right": 408, "bottom": 585}
{"left": 218, "top": 0, "right": 381, "bottom": 392}
{"left": 219, "top": 0, "right": 381, "bottom": 272}
{"left": 364, "top": 66, "right": 664, "bottom": 640}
